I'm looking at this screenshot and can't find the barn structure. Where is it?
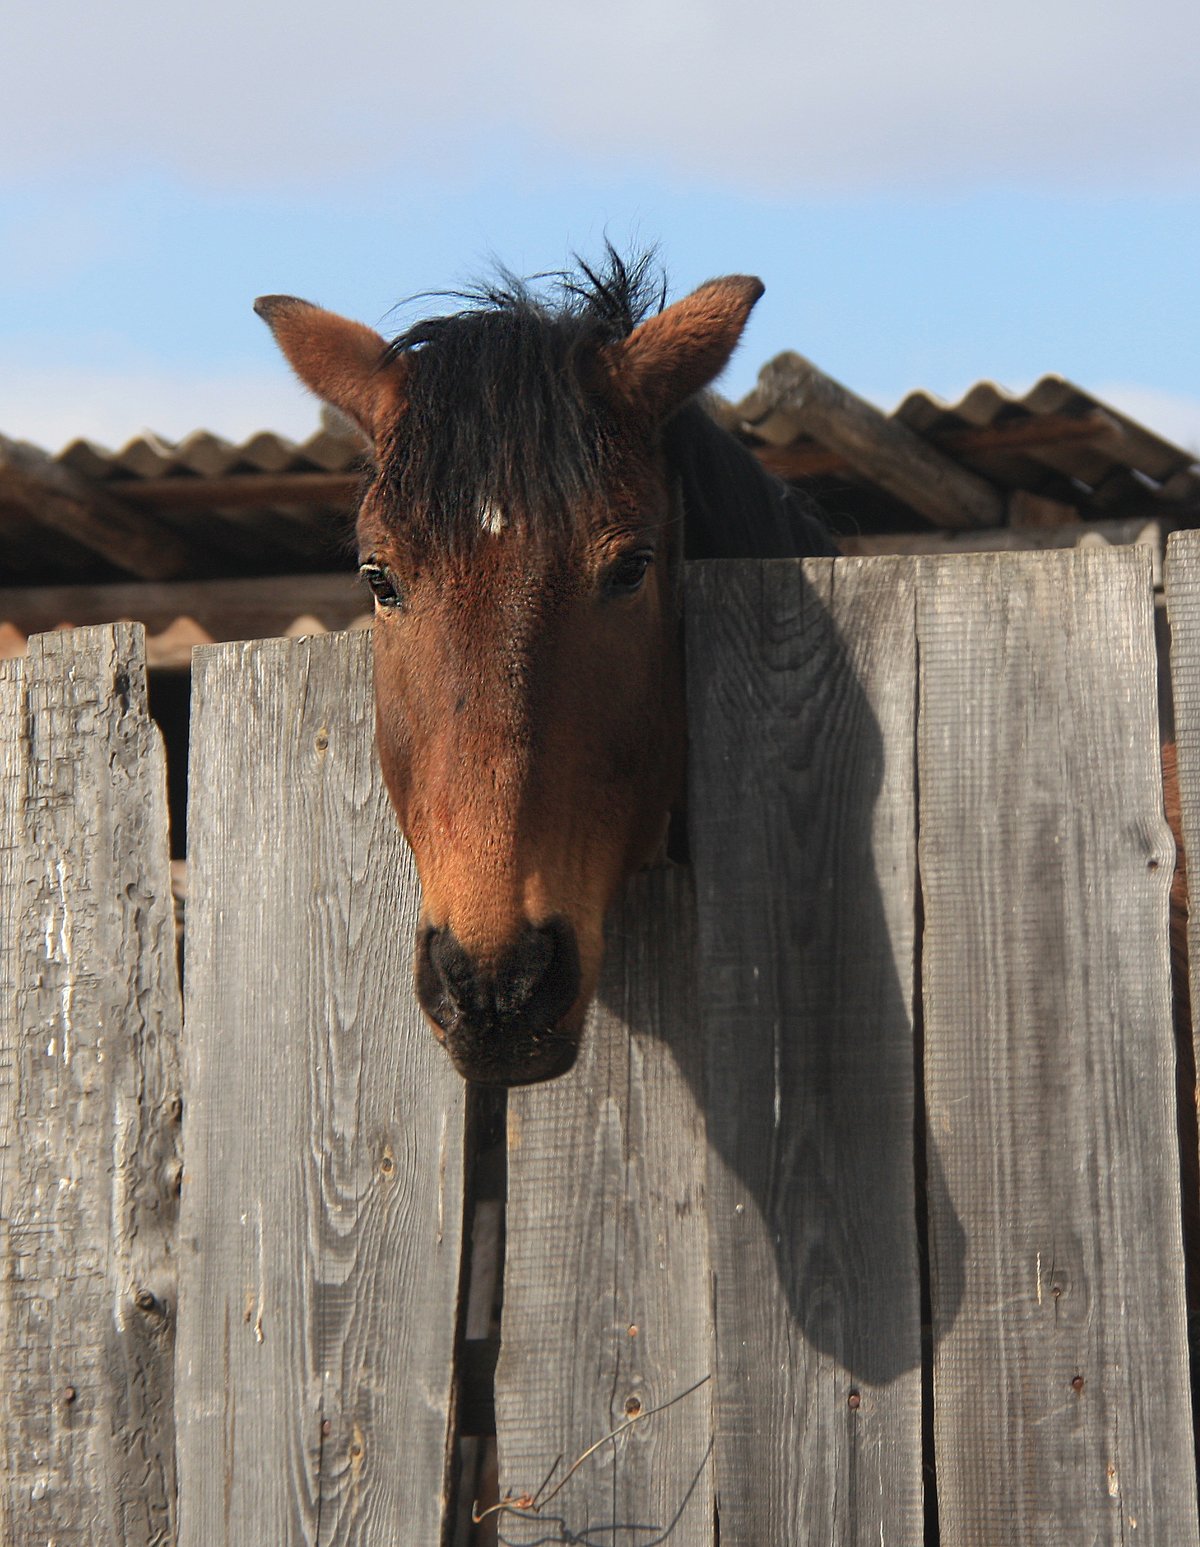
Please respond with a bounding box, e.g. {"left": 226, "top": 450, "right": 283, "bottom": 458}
{"left": 3, "top": 353, "right": 1195, "bottom": 834}
{"left": 2, "top": 350, "right": 1196, "bottom": 637}
{"left": 1, "top": 355, "right": 1200, "bottom": 1544}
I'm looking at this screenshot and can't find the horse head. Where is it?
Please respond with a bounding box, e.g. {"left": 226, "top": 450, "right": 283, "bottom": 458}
{"left": 256, "top": 260, "right": 763, "bottom": 1083}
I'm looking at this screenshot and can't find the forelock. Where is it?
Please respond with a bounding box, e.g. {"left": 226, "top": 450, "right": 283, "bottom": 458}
{"left": 374, "top": 249, "right": 665, "bottom": 555}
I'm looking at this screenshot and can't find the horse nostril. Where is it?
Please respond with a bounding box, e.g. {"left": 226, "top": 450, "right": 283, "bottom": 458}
{"left": 493, "top": 925, "right": 555, "bottom": 1016}
{"left": 496, "top": 919, "right": 580, "bottom": 1028}
{"left": 426, "top": 926, "right": 476, "bottom": 1003}
{"left": 415, "top": 924, "right": 473, "bottom": 1035}
{"left": 416, "top": 918, "right": 581, "bottom": 1034}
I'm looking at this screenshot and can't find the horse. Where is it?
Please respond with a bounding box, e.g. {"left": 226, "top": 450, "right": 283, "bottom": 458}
{"left": 255, "top": 253, "right": 836, "bottom": 1084}
{"left": 254, "top": 254, "right": 1196, "bottom": 1101}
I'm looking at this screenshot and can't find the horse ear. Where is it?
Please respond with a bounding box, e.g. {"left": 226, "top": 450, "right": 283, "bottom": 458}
{"left": 607, "top": 275, "right": 765, "bottom": 421}
{"left": 254, "top": 296, "right": 408, "bottom": 442}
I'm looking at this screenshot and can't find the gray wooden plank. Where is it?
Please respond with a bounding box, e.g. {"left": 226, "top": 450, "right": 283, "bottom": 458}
{"left": 1167, "top": 528, "right": 1200, "bottom": 1093}
{"left": 918, "top": 546, "right": 1197, "bottom": 1543}
{"left": 0, "top": 625, "right": 182, "bottom": 1545}
{"left": 495, "top": 868, "right": 714, "bottom": 1547}
{"left": 176, "top": 630, "right": 467, "bottom": 1547}
{"left": 1165, "top": 528, "right": 1200, "bottom": 1417}
{"left": 686, "top": 557, "right": 924, "bottom": 1545}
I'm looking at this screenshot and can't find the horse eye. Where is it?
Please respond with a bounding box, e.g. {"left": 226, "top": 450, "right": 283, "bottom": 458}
{"left": 605, "top": 550, "right": 653, "bottom": 597}
{"left": 359, "top": 563, "right": 404, "bottom": 609}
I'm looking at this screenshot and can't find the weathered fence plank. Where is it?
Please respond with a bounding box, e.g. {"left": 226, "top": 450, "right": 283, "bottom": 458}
{"left": 918, "top": 547, "right": 1197, "bottom": 1543}
{"left": 1167, "top": 529, "right": 1200, "bottom": 1133}
{"left": 176, "top": 631, "right": 467, "bottom": 1547}
{"left": 0, "top": 625, "right": 182, "bottom": 1546}
{"left": 686, "top": 557, "right": 925, "bottom": 1545}
{"left": 1, "top": 549, "right": 1187, "bottom": 1545}
{"left": 496, "top": 868, "right": 713, "bottom": 1546}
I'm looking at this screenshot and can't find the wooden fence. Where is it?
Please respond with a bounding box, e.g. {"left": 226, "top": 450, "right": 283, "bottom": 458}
{"left": 3, "top": 539, "right": 1200, "bottom": 1544}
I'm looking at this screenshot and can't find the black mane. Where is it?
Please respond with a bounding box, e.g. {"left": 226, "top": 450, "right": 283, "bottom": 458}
{"left": 665, "top": 402, "right": 838, "bottom": 560}
{"left": 378, "top": 251, "right": 836, "bottom": 561}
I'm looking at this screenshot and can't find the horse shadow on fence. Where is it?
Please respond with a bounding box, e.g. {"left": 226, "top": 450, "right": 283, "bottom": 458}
{"left": 600, "top": 559, "right": 966, "bottom": 1396}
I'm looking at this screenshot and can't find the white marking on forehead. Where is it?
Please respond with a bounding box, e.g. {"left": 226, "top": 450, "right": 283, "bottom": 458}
{"left": 479, "top": 500, "right": 507, "bottom": 535}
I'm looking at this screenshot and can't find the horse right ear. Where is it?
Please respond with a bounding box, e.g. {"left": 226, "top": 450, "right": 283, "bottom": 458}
{"left": 254, "top": 296, "right": 408, "bottom": 442}
{"left": 603, "top": 274, "right": 765, "bottom": 422}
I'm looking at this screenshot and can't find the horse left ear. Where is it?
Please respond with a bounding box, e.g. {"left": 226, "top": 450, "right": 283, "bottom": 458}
{"left": 254, "top": 295, "right": 409, "bottom": 442}
{"left": 606, "top": 275, "right": 765, "bottom": 421}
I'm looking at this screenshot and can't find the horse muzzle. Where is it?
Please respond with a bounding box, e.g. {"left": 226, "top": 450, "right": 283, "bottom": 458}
{"left": 414, "top": 915, "right": 583, "bottom": 1084}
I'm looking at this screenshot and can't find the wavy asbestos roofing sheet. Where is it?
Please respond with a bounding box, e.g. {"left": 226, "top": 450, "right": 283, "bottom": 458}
{"left": 890, "top": 376, "right": 1200, "bottom": 509}
{"left": 729, "top": 365, "right": 1200, "bottom": 534}
{"left": 54, "top": 421, "right": 365, "bottom": 482}
{"left": 1, "top": 371, "right": 1197, "bottom": 586}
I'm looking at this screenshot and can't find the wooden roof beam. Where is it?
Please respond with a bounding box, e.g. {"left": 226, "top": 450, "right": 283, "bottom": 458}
{"left": 0, "top": 570, "right": 368, "bottom": 644}
{"left": 743, "top": 354, "right": 1005, "bottom": 529}
{"left": 0, "top": 436, "right": 197, "bottom": 580}
{"left": 754, "top": 410, "right": 1121, "bottom": 482}
{"left": 115, "top": 470, "right": 363, "bottom": 510}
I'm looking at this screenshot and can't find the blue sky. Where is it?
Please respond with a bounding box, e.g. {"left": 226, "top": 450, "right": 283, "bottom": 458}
{"left": 3, "top": 0, "right": 1198, "bottom": 452}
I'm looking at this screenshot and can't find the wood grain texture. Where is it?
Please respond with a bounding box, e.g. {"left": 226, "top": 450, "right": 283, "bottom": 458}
{"left": 918, "top": 547, "right": 1197, "bottom": 1542}
{"left": 176, "top": 630, "right": 467, "bottom": 1547}
{"left": 1166, "top": 530, "right": 1200, "bottom": 1095}
{"left": 495, "top": 868, "right": 714, "bottom": 1546}
{"left": 0, "top": 625, "right": 183, "bottom": 1544}
{"left": 686, "top": 557, "right": 924, "bottom": 1545}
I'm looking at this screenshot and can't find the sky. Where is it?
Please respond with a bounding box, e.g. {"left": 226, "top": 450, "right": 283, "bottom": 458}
{"left": 2, "top": 0, "right": 1199, "bottom": 454}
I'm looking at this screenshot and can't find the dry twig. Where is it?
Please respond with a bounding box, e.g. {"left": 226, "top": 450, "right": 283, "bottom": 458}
{"left": 472, "top": 1374, "right": 711, "bottom": 1527}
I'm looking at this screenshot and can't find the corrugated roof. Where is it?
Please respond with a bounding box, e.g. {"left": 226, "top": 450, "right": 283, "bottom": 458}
{"left": 0, "top": 417, "right": 368, "bottom": 585}
{"left": 2, "top": 367, "right": 1197, "bottom": 588}
{"left": 895, "top": 378, "right": 1195, "bottom": 487}
{"left": 734, "top": 366, "right": 1200, "bottom": 536}
{"left": 55, "top": 419, "right": 364, "bottom": 481}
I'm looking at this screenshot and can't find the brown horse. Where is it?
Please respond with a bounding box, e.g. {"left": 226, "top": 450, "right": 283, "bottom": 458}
{"left": 256, "top": 255, "right": 835, "bottom": 1084}
{"left": 257, "top": 255, "right": 1196, "bottom": 1109}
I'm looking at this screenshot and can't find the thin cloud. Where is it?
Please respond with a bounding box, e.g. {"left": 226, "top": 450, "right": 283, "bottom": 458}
{"left": 3, "top": 0, "right": 1197, "bottom": 191}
